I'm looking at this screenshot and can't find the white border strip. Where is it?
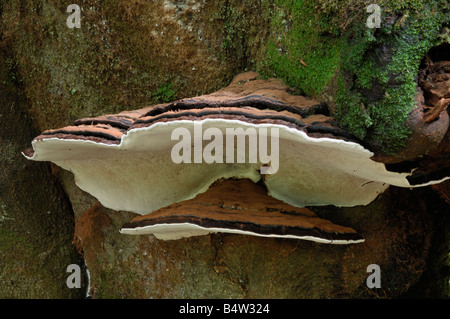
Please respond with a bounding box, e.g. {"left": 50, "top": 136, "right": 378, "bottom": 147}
{"left": 120, "top": 222, "right": 365, "bottom": 245}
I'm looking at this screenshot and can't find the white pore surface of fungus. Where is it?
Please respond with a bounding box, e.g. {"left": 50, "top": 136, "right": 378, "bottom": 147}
{"left": 24, "top": 119, "right": 446, "bottom": 215}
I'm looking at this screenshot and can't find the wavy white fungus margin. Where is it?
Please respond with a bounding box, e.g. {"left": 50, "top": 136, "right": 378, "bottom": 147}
{"left": 119, "top": 222, "right": 366, "bottom": 244}
{"left": 23, "top": 119, "right": 448, "bottom": 215}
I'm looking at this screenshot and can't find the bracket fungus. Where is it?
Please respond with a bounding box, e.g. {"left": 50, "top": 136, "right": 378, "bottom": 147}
{"left": 23, "top": 72, "right": 450, "bottom": 244}
{"left": 120, "top": 179, "right": 365, "bottom": 244}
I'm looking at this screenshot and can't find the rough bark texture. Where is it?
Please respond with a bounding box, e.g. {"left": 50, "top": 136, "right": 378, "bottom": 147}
{"left": 1, "top": 0, "right": 449, "bottom": 298}
{"left": 0, "top": 42, "right": 85, "bottom": 298}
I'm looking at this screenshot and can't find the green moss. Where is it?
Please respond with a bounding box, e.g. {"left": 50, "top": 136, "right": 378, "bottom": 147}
{"left": 152, "top": 82, "right": 177, "bottom": 103}
{"left": 259, "top": 0, "right": 344, "bottom": 97}
{"left": 259, "top": 0, "right": 449, "bottom": 153}
{"left": 335, "top": 2, "right": 448, "bottom": 152}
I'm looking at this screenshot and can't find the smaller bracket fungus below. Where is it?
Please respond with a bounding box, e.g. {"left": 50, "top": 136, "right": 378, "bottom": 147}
{"left": 23, "top": 72, "right": 450, "bottom": 244}
{"left": 120, "top": 179, "right": 364, "bottom": 244}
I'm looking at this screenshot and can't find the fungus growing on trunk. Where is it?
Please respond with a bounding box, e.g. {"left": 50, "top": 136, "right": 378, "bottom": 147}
{"left": 23, "top": 72, "right": 450, "bottom": 243}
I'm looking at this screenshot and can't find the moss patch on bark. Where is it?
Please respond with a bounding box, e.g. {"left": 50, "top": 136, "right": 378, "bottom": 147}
{"left": 0, "top": 42, "right": 85, "bottom": 298}
{"left": 258, "top": 0, "right": 449, "bottom": 153}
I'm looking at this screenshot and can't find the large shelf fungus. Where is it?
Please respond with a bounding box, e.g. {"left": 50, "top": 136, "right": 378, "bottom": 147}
{"left": 23, "top": 72, "right": 450, "bottom": 244}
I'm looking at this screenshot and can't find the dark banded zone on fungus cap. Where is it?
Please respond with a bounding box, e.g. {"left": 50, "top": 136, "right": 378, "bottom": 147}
{"left": 120, "top": 179, "right": 365, "bottom": 244}
{"left": 132, "top": 106, "right": 356, "bottom": 142}
{"left": 23, "top": 107, "right": 151, "bottom": 151}
{"left": 37, "top": 124, "right": 125, "bottom": 144}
